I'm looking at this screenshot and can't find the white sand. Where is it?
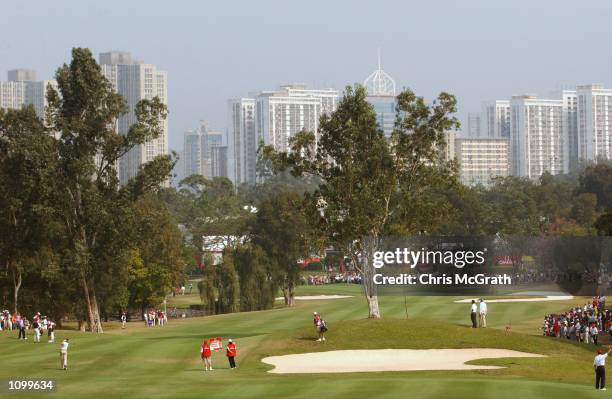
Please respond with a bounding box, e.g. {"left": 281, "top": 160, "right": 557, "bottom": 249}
{"left": 454, "top": 295, "right": 574, "bottom": 303}
{"left": 274, "top": 295, "right": 353, "bottom": 301}
{"left": 262, "top": 348, "right": 545, "bottom": 373}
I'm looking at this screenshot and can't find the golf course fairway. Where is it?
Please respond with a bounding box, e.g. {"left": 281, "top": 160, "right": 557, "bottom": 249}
{"left": 1, "top": 284, "right": 606, "bottom": 398}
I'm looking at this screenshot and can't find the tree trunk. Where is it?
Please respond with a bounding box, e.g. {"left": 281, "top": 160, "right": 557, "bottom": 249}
{"left": 362, "top": 235, "right": 381, "bottom": 319}
{"left": 11, "top": 266, "right": 21, "bottom": 315}
{"left": 282, "top": 283, "right": 296, "bottom": 307}
{"left": 366, "top": 295, "right": 381, "bottom": 318}
{"left": 81, "top": 274, "right": 95, "bottom": 331}
{"left": 89, "top": 285, "right": 104, "bottom": 333}
{"left": 80, "top": 274, "right": 104, "bottom": 333}
{"left": 76, "top": 223, "right": 104, "bottom": 333}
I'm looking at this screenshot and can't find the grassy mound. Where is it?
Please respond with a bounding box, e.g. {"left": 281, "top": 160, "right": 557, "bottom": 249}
{"left": 258, "top": 318, "right": 597, "bottom": 384}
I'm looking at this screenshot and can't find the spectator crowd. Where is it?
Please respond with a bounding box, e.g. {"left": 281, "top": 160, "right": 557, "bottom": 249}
{"left": 543, "top": 296, "right": 611, "bottom": 345}
{"left": 1, "top": 310, "right": 56, "bottom": 342}
{"left": 143, "top": 309, "right": 167, "bottom": 327}
{"left": 302, "top": 273, "right": 362, "bottom": 285}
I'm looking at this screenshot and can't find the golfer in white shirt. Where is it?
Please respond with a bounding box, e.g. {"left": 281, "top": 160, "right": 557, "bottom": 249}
{"left": 60, "top": 338, "right": 69, "bottom": 370}
{"left": 478, "top": 299, "right": 487, "bottom": 328}
{"left": 594, "top": 346, "right": 612, "bottom": 390}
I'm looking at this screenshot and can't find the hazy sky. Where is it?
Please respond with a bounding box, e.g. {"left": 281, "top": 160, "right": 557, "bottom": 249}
{"left": 1, "top": 0, "right": 611, "bottom": 151}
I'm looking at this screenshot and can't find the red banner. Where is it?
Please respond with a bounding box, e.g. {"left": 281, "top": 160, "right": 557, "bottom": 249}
{"left": 209, "top": 337, "right": 223, "bottom": 351}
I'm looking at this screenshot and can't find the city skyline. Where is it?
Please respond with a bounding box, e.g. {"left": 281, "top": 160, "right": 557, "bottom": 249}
{"left": 2, "top": 0, "right": 611, "bottom": 152}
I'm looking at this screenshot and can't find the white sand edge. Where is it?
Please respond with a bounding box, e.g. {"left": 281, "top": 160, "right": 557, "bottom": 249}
{"left": 454, "top": 295, "right": 574, "bottom": 303}
{"left": 262, "top": 348, "right": 545, "bottom": 373}
{"left": 274, "top": 295, "right": 353, "bottom": 301}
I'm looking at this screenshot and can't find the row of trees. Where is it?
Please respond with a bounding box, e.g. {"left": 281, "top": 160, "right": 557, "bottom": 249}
{"left": 170, "top": 86, "right": 612, "bottom": 319}
{"left": 0, "top": 48, "right": 185, "bottom": 332}
{"left": 162, "top": 88, "right": 612, "bottom": 319}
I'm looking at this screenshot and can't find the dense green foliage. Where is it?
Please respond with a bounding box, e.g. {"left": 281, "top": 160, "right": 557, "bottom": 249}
{"left": 0, "top": 49, "right": 184, "bottom": 330}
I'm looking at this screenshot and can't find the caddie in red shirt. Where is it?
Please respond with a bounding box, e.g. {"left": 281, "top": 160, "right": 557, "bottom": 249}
{"left": 201, "top": 340, "right": 213, "bottom": 371}
{"left": 226, "top": 339, "right": 237, "bottom": 369}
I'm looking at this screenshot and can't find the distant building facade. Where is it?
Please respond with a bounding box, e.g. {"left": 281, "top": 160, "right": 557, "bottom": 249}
{"left": 99, "top": 51, "right": 168, "bottom": 185}
{"left": 510, "top": 95, "right": 566, "bottom": 178}
{"left": 228, "top": 98, "right": 256, "bottom": 185}
{"left": 0, "top": 69, "right": 56, "bottom": 119}
{"left": 183, "top": 122, "right": 207, "bottom": 178}
{"left": 577, "top": 84, "right": 612, "bottom": 163}
{"left": 455, "top": 136, "right": 510, "bottom": 187}
{"left": 482, "top": 100, "right": 510, "bottom": 138}
{"left": 228, "top": 84, "right": 338, "bottom": 185}
{"left": 363, "top": 55, "right": 396, "bottom": 136}
{"left": 467, "top": 112, "right": 482, "bottom": 137}
{"left": 561, "top": 90, "right": 578, "bottom": 170}
{"left": 210, "top": 146, "right": 228, "bottom": 178}
{"left": 183, "top": 121, "right": 227, "bottom": 179}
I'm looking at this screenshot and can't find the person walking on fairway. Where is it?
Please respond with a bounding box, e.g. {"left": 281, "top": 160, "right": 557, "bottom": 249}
{"left": 226, "top": 339, "right": 237, "bottom": 369}
{"left": 121, "top": 312, "right": 127, "bottom": 329}
{"left": 201, "top": 339, "right": 213, "bottom": 371}
{"left": 32, "top": 318, "right": 41, "bottom": 342}
{"left": 470, "top": 300, "right": 478, "bottom": 328}
{"left": 313, "top": 312, "right": 321, "bottom": 339}
{"left": 479, "top": 299, "right": 488, "bottom": 328}
{"left": 47, "top": 320, "right": 55, "bottom": 343}
{"left": 59, "top": 338, "right": 69, "bottom": 370}
{"left": 17, "top": 316, "right": 26, "bottom": 340}
{"left": 594, "top": 346, "right": 612, "bottom": 390}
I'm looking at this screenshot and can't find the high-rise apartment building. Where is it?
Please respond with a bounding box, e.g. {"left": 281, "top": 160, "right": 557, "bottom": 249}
{"left": 183, "top": 124, "right": 206, "bottom": 178}
{"left": 210, "top": 146, "right": 228, "bottom": 178}
{"left": 467, "top": 113, "right": 482, "bottom": 137}
{"left": 482, "top": 100, "right": 510, "bottom": 138}
{"left": 99, "top": 51, "right": 168, "bottom": 185}
{"left": 206, "top": 130, "right": 225, "bottom": 178}
{"left": 577, "top": 84, "right": 612, "bottom": 163}
{"left": 8, "top": 69, "right": 37, "bottom": 82}
{"left": 183, "top": 121, "right": 227, "bottom": 179}
{"left": 510, "top": 95, "right": 566, "bottom": 179}
{"left": 255, "top": 84, "right": 338, "bottom": 151}
{"left": 229, "top": 85, "right": 338, "bottom": 185}
{"left": 363, "top": 55, "right": 396, "bottom": 136}
{"left": 0, "top": 69, "right": 55, "bottom": 119}
{"left": 228, "top": 98, "right": 256, "bottom": 185}
{"left": 443, "top": 130, "right": 457, "bottom": 162}
{"left": 560, "top": 90, "right": 578, "bottom": 170}
{"left": 455, "top": 135, "right": 510, "bottom": 187}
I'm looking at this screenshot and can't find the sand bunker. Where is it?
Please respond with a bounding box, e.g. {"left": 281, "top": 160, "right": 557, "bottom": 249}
{"left": 454, "top": 295, "right": 574, "bottom": 303}
{"left": 275, "top": 295, "right": 353, "bottom": 301}
{"left": 262, "top": 348, "right": 545, "bottom": 373}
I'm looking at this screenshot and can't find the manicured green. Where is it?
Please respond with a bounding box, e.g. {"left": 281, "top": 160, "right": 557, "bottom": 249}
{"left": 0, "top": 286, "right": 606, "bottom": 399}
